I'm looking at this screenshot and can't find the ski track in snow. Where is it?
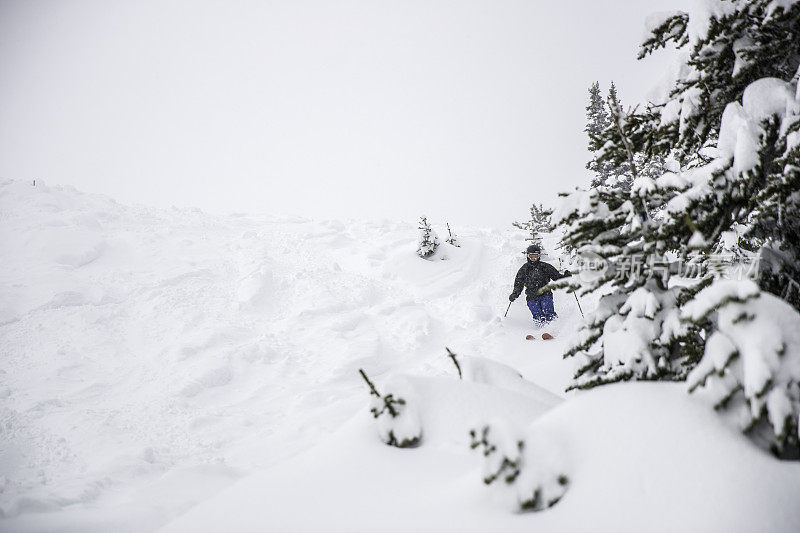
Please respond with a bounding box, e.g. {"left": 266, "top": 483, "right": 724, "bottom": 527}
{"left": 0, "top": 180, "right": 582, "bottom": 531}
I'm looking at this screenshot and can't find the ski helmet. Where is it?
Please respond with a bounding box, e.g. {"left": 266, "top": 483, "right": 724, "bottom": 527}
{"left": 525, "top": 244, "right": 541, "bottom": 254}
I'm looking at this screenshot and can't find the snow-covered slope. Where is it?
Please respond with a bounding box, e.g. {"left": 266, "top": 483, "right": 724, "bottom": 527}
{"left": 0, "top": 179, "right": 578, "bottom": 531}
{"left": 2, "top": 180, "right": 798, "bottom": 533}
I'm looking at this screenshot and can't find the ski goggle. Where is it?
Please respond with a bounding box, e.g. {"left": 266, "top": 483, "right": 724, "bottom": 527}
{"left": 527, "top": 252, "right": 540, "bottom": 259}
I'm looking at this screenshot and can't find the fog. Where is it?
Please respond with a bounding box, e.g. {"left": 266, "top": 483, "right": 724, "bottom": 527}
{"left": 0, "top": 0, "right": 680, "bottom": 227}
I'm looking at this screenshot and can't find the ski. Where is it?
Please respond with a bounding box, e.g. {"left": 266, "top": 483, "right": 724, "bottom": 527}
{"left": 525, "top": 333, "right": 554, "bottom": 340}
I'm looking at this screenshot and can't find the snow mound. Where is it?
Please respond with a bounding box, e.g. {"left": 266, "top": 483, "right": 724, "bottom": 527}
{"left": 460, "top": 355, "right": 562, "bottom": 406}
{"left": 158, "top": 383, "right": 800, "bottom": 533}
{"left": 362, "top": 370, "right": 560, "bottom": 452}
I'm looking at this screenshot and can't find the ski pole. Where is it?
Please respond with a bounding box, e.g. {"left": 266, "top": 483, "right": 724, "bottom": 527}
{"left": 504, "top": 301, "right": 512, "bottom": 318}
{"left": 573, "top": 292, "right": 584, "bottom": 319}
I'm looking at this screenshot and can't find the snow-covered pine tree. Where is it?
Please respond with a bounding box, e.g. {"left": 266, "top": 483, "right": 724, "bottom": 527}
{"left": 557, "top": 0, "right": 800, "bottom": 456}
{"left": 634, "top": 151, "right": 668, "bottom": 203}
{"left": 586, "top": 82, "right": 633, "bottom": 190}
{"left": 585, "top": 81, "right": 608, "bottom": 142}
{"left": 417, "top": 215, "right": 440, "bottom": 259}
{"left": 594, "top": 83, "right": 642, "bottom": 192}
{"left": 585, "top": 81, "right": 614, "bottom": 189}
{"left": 512, "top": 203, "right": 553, "bottom": 251}
{"left": 683, "top": 281, "right": 800, "bottom": 457}
{"left": 556, "top": 108, "right": 686, "bottom": 389}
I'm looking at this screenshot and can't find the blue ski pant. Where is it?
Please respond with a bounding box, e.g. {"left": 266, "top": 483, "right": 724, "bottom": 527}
{"left": 527, "top": 293, "right": 557, "bottom": 326}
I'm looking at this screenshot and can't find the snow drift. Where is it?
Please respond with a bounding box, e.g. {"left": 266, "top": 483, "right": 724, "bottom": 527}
{"left": 159, "top": 383, "right": 800, "bottom": 533}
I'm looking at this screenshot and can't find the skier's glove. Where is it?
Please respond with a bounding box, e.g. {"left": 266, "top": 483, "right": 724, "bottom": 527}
{"left": 563, "top": 270, "right": 572, "bottom": 277}
{"left": 509, "top": 294, "right": 517, "bottom": 302}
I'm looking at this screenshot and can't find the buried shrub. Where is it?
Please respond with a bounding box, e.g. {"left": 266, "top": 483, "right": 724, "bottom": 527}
{"left": 359, "top": 369, "right": 421, "bottom": 448}
{"left": 470, "top": 421, "right": 569, "bottom": 511}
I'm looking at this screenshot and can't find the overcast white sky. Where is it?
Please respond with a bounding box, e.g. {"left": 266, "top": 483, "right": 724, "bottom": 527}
{"left": 0, "top": 0, "right": 682, "bottom": 227}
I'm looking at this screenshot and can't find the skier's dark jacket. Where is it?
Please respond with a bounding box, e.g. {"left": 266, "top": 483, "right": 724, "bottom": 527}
{"left": 511, "top": 259, "right": 568, "bottom": 301}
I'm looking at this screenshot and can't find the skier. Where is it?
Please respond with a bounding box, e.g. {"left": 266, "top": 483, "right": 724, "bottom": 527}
{"left": 509, "top": 244, "right": 570, "bottom": 338}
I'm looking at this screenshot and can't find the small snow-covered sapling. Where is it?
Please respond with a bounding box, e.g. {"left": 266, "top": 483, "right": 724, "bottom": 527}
{"left": 445, "top": 347, "right": 462, "bottom": 379}
{"left": 445, "top": 223, "right": 460, "bottom": 247}
{"left": 470, "top": 423, "right": 570, "bottom": 511}
{"left": 358, "top": 369, "right": 421, "bottom": 448}
{"left": 469, "top": 425, "right": 522, "bottom": 485}
{"left": 417, "top": 216, "right": 440, "bottom": 259}
{"left": 512, "top": 203, "right": 552, "bottom": 251}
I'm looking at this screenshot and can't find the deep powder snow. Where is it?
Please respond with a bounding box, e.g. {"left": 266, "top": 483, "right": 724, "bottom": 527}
{"left": 1, "top": 180, "right": 798, "bottom": 532}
